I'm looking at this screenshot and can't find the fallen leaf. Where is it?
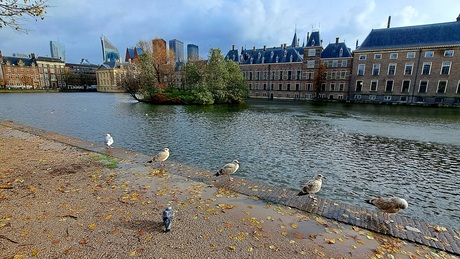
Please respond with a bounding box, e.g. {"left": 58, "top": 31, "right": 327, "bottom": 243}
{"left": 291, "top": 223, "right": 298, "bottom": 229}
{"left": 433, "top": 225, "right": 447, "bottom": 232}
{"left": 325, "top": 238, "right": 335, "bottom": 244}
{"left": 102, "top": 214, "right": 112, "bottom": 220}
{"left": 88, "top": 223, "right": 96, "bottom": 230}
{"left": 294, "top": 232, "right": 306, "bottom": 239}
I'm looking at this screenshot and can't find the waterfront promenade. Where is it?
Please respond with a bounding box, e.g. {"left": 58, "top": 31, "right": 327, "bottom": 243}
{"left": 0, "top": 119, "right": 458, "bottom": 258}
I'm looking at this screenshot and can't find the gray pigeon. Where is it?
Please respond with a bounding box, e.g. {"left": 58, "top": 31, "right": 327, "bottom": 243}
{"left": 162, "top": 206, "right": 175, "bottom": 232}
{"left": 297, "top": 174, "right": 324, "bottom": 198}
{"left": 215, "top": 160, "right": 239, "bottom": 176}
{"left": 104, "top": 134, "right": 114, "bottom": 148}
{"left": 365, "top": 196, "right": 408, "bottom": 224}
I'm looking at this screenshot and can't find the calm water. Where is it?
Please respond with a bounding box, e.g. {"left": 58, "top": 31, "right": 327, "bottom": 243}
{"left": 1, "top": 92, "right": 459, "bottom": 227}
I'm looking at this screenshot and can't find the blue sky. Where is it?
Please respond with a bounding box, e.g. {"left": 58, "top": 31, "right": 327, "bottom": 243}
{"left": 1, "top": 0, "right": 460, "bottom": 64}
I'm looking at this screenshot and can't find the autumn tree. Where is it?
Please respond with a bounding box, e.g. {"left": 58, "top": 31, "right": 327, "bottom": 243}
{"left": 0, "top": 0, "right": 49, "bottom": 31}
{"left": 313, "top": 60, "right": 327, "bottom": 100}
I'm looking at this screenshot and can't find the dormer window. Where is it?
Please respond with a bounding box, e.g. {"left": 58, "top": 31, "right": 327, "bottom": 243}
{"left": 290, "top": 55, "right": 293, "bottom": 62}
{"left": 311, "top": 40, "right": 315, "bottom": 46}
{"left": 262, "top": 57, "right": 265, "bottom": 63}
{"left": 339, "top": 48, "right": 343, "bottom": 57}
{"left": 270, "top": 51, "right": 274, "bottom": 58}
{"left": 284, "top": 50, "right": 288, "bottom": 56}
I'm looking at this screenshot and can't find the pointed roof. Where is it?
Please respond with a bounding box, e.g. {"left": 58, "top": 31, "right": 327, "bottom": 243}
{"left": 291, "top": 31, "right": 298, "bottom": 47}
{"left": 358, "top": 21, "right": 460, "bottom": 50}
{"left": 321, "top": 42, "right": 353, "bottom": 58}
{"left": 306, "top": 31, "right": 321, "bottom": 47}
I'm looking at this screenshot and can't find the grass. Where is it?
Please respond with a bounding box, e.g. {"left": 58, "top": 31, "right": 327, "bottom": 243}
{"left": 92, "top": 154, "right": 119, "bottom": 169}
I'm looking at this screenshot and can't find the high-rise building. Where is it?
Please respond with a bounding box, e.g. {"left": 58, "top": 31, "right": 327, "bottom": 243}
{"left": 187, "top": 44, "right": 199, "bottom": 61}
{"left": 50, "top": 41, "right": 66, "bottom": 62}
{"left": 169, "top": 39, "right": 184, "bottom": 62}
{"left": 101, "top": 35, "right": 120, "bottom": 63}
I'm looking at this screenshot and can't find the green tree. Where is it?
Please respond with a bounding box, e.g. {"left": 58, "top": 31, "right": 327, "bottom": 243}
{"left": 0, "top": 0, "right": 49, "bottom": 31}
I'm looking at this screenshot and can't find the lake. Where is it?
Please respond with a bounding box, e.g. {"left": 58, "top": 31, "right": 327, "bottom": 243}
{"left": 0, "top": 92, "right": 459, "bottom": 227}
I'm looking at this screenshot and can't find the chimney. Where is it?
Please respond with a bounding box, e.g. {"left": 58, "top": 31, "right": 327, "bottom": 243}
{"left": 457, "top": 13, "right": 460, "bottom": 22}
{"left": 387, "top": 16, "right": 391, "bottom": 28}
{"left": 31, "top": 53, "right": 36, "bottom": 60}
{"left": 307, "top": 32, "right": 310, "bottom": 42}
{"left": 356, "top": 39, "right": 359, "bottom": 48}
{"left": 252, "top": 46, "right": 256, "bottom": 52}
{"left": 232, "top": 44, "right": 235, "bottom": 51}
{"left": 336, "top": 37, "right": 339, "bottom": 44}
{"left": 263, "top": 45, "right": 266, "bottom": 51}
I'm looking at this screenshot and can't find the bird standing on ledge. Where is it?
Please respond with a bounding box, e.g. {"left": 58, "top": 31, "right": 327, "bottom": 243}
{"left": 297, "top": 174, "right": 324, "bottom": 199}
{"left": 365, "top": 196, "right": 408, "bottom": 224}
{"left": 147, "top": 148, "right": 170, "bottom": 165}
{"left": 104, "top": 134, "right": 113, "bottom": 148}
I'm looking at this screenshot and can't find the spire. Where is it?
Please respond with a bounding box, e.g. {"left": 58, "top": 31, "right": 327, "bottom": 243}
{"left": 291, "top": 30, "right": 298, "bottom": 47}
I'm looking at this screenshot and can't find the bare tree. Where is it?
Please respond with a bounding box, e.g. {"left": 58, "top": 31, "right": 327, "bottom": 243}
{"left": 0, "top": 0, "right": 50, "bottom": 31}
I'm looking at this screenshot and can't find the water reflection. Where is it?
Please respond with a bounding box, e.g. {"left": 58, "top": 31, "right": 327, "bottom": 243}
{"left": 0, "top": 93, "right": 459, "bottom": 227}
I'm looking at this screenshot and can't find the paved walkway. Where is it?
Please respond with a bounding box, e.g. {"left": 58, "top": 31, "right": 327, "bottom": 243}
{"left": 1, "top": 119, "right": 459, "bottom": 256}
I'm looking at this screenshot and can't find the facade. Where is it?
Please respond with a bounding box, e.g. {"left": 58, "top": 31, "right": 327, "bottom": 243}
{"left": 169, "top": 39, "right": 184, "bottom": 62}
{"left": 101, "top": 35, "right": 121, "bottom": 63}
{"left": 50, "top": 41, "right": 66, "bottom": 62}
{"left": 0, "top": 51, "right": 39, "bottom": 89}
{"left": 226, "top": 31, "right": 352, "bottom": 100}
{"left": 35, "top": 56, "right": 66, "bottom": 89}
{"left": 187, "top": 44, "right": 199, "bottom": 61}
{"left": 350, "top": 18, "right": 460, "bottom": 106}
{"left": 96, "top": 61, "right": 130, "bottom": 92}
{"left": 64, "top": 62, "right": 98, "bottom": 89}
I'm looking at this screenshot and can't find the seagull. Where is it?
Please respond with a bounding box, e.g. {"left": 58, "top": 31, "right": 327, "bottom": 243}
{"left": 365, "top": 196, "right": 408, "bottom": 224}
{"left": 215, "top": 160, "right": 239, "bottom": 177}
{"left": 147, "top": 148, "right": 170, "bottom": 165}
{"left": 297, "top": 174, "right": 324, "bottom": 199}
{"left": 162, "top": 206, "right": 175, "bottom": 232}
{"left": 104, "top": 134, "right": 114, "bottom": 148}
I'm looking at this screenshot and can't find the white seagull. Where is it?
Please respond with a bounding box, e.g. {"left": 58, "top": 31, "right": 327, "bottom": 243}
{"left": 104, "top": 134, "right": 114, "bottom": 148}
{"left": 297, "top": 174, "right": 324, "bottom": 199}
{"left": 365, "top": 196, "right": 408, "bottom": 224}
{"left": 147, "top": 148, "right": 170, "bottom": 165}
{"left": 215, "top": 160, "right": 239, "bottom": 176}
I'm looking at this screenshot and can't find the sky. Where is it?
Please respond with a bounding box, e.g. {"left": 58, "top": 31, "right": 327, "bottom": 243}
{"left": 1, "top": 0, "right": 460, "bottom": 64}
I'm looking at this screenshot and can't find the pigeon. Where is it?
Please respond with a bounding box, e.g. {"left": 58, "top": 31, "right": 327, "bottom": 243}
{"left": 215, "top": 160, "right": 239, "bottom": 176}
{"left": 365, "top": 196, "right": 408, "bottom": 224}
{"left": 162, "top": 206, "right": 175, "bottom": 232}
{"left": 147, "top": 148, "right": 170, "bottom": 165}
{"left": 297, "top": 174, "right": 324, "bottom": 198}
{"left": 104, "top": 134, "right": 114, "bottom": 148}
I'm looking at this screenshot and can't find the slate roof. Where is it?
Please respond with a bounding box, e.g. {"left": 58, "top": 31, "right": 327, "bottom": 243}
{"left": 1, "top": 56, "right": 37, "bottom": 66}
{"left": 125, "top": 47, "right": 143, "bottom": 61}
{"left": 321, "top": 42, "right": 353, "bottom": 58}
{"left": 358, "top": 21, "right": 460, "bottom": 50}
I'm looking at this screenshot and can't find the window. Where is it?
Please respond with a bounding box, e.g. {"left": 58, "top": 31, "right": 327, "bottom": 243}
{"left": 401, "top": 80, "right": 410, "bottom": 93}
{"left": 388, "top": 63, "right": 396, "bottom": 75}
{"left": 405, "top": 63, "right": 413, "bottom": 75}
{"left": 340, "top": 71, "right": 346, "bottom": 79}
{"left": 287, "top": 71, "right": 292, "bottom": 80}
{"left": 374, "top": 54, "right": 382, "bottom": 59}
{"left": 330, "top": 83, "right": 336, "bottom": 91}
{"left": 306, "top": 72, "right": 314, "bottom": 80}
{"left": 390, "top": 53, "right": 398, "bottom": 59}
{"left": 407, "top": 52, "right": 416, "bottom": 58}
{"left": 372, "top": 64, "right": 380, "bottom": 76}
{"left": 287, "top": 84, "right": 291, "bottom": 91}
{"left": 278, "top": 83, "right": 282, "bottom": 90}
{"left": 263, "top": 83, "right": 267, "bottom": 90}
{"left": 262, "top": 71, "right": 267, "bottom": 80}
{"left": 356, "top": 80, "right": 363, "bottom": 92}
{"left": 295, "top": 83, "right": 299, "bottom": 91}
{"left": 385, "top": 80, "right": 394, "bottom": 92}
{"left": 321, "top": 83, "right": 326, "bottom": 91}
{"left": 256, "top": 71, "right": 260, "bottom": 80}
{"left": 357, "top": 64, "right": 365, "bottom": 76}
{"left": 384, "top": 96, "right": 392, "bottom": 101}
{"left": 339, "top": 83, "right": 345, "bottom": 91}
{"left": 370, "top": 80, "right": 378, "bottom": 91}
{"left": 308, "top": 49, "right": 316, "bottom": 56}
{"left": 306, "top": 83, "right": 312, "bottom": 91}
{"left": 296, "top": 71, "right": 301, "bottom": 80}
{"left": 437, "top": 81, "right": 447, "bottom": 93}
{"left": 249, "top": 72, "right": 253, "bottom": 80}
{"left": 369, "top": 95, "right": 376, "bottom": 100}
{"left": 359, "top": 55, "right": 366, "bottom": 60}
{"left": 419, "top": 81, "right": 428, "bottom": 93}
{"left": 425, "top": 51, "right": 434, "bottom": 58}
{"left": 422, "top": 62, "right": 431, "bottom": 75}
{"left": 279, "top": 71, "right": 283, "bottom": 80}
{"left": 341, "top": 60, "right": 347, "bottom": 67}
{"left": 307, "top": 60, "right": 315, "bottom": 68}
{"left": 444, "top": 50, "right": 454, "bottom": 57}
{"left": 332, "top": 60, "right": 338, "bottom": 68}
{"left": 323, "top": 61, "right": 329, "bottom": 68}
{"left": 441, "top": 61, "right": 451, "bottom": 75}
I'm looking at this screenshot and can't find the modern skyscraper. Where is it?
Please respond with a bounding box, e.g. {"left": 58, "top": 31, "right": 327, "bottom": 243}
{"left": 50, "top": 41, "right": 65, "bottom": 62}
{"left": 169, "top": 39, "right": 184, "bottom": 62}
{"left": 187, "top": 44, "right": 199, "bottom": 61}
{"left": 101, "top": 35, "right": 120, "bottom": 63}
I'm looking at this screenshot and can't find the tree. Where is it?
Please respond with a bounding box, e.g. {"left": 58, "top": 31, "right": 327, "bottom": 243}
{"left": 0, "top": 0, "right": 49, "bottom": 32}
{"left": 313, "top": 60, "right": 327, "bottom": 100}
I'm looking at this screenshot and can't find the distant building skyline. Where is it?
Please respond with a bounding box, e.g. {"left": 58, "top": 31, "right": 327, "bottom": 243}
{"left": 169, "top": 39, "right": 184, "bottom": 62}
{"left": 50, "top": 41, "right": 66, "bottom": 62}
{"left": 101, "top": 35, "right": 121, "bottom": 63}
{"left": 187, "top": 44, "right": 199, "bottom": 61}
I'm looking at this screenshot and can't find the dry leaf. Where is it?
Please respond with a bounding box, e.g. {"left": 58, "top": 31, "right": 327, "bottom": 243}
{"left": 325, "top": 238, "right": 335, "bottom": 244}
{"left": 291, "top": 223, "right": 298, "bottom": 229}
{"left": 293, "top": 232, "right": 306, "bottom": 239}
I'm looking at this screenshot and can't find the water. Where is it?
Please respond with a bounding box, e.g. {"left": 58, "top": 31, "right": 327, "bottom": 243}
{"left": 1, "top": 92, "right": 459, "bottom": 228}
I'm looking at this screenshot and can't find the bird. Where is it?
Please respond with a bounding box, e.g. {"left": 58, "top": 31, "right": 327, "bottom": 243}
{"left": 147, "top": 148, "right": 170, "bottom": 165}
{"left": 297, "top": 174, "right": 324, "bottom": 199}
{"left": 162, "top": 206, "right": 175, "bottom": 232}
{"left": 365, "top": 196, "right": 408, "bottom": 224}
{"left": 215, "top": 160, "right": 239, "bottom": 177}
{"left": 104, "top": 133, "right": 114, "bottom": 148}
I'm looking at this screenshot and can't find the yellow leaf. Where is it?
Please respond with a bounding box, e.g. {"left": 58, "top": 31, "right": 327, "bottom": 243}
{"left": 102, "top": 214, "right": 112, "bottom": 220}
{"left": 229, "top": 246, "right": 236, "bottom": 250}
{"left": 325, "top": 238, "right": 335, "bottom": 244}
{"left": 338, "top": 237, "right": 344, "bottom": 242}
{"left": 291, "top": 223, "right": 298, "bottom": 229}
{"left": 269, "top": 245, "right": 276, "bottom": 249}
{"left": 266, "top": 216, "right": 274, "bottom": 221}
{"left": 31, "top": 249, "right": 40, "bottom": 256}
{"left": 281, "top": 231, "right": 288, "bottom": 236}
{"left": 29, "top": 186, "right": 37, "bottom": 192}
{"left": 88, "top": 223, "right": 96, "bottom": 230}
{"left": 248, "top": 247, "right": 253, "bottom": 252}
{"left": 290, "top": 240, "right": 296, "bottom": 244}
{"left": 130, "top": 251, "right": 136, "bottom": 256}
{"left": 434, "top": 225, "right": 447, "bottom": 232}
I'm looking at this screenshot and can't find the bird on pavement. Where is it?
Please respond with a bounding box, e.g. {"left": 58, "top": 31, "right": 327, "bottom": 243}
{"left": 162, "top": 206, "right": 175, "bottom": 232}
{"left": 215, "top": 160, "right": 239, "bottom": 177}
{"left": 147, "top": 148, "right": 170, "bottom": 165}
{"left": 297, "top": 174, "right": 324, "bottom": 199}
{"left": 104, "top": 134, "right": 114, "bottom": 148}
{"left": 365, "top": 196, "right": 408, "bottom": 224}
